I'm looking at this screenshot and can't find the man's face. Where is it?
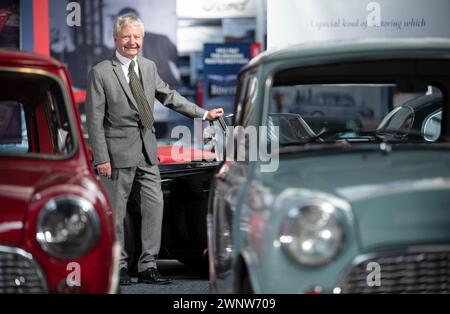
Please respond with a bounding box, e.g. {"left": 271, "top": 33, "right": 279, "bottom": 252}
{"left": 114, "top": 24, "right": 143, "bottom": 59}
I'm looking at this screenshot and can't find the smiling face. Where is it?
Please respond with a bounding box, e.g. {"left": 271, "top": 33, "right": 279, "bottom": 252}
{"left": 114, "top": 24, "right": 143, "bottom": 59}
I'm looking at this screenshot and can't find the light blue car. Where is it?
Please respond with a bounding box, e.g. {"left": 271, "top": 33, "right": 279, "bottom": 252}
{"left": 207, "top": 39, "right": 450, "bottom": 294}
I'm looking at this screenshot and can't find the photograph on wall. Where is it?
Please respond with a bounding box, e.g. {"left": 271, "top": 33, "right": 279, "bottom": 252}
{"left": 0, "top": 0, "right": 20, "bottom": 49}
{"left": 50, "top": 0, "right": 178, "bottom": 89}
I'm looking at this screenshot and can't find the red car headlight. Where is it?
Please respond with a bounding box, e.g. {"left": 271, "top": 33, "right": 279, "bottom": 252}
{"left": 36, "top": 195, "right": 100, "bottom": 259}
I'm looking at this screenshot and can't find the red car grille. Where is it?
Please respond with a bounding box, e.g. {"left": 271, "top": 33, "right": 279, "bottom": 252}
{"left": 0, "top": 246, "right": 47, "bottom": 293}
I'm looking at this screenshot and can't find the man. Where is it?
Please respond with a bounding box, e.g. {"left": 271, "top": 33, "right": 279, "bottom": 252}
{"left": 86, "top": 14, "right": 223, "bottom": 285}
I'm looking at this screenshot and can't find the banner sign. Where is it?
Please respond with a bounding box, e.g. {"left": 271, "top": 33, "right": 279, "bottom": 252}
{"left": 202, "top": 43, "right": 251, "bottom": 114}
{"left": 177, "top": 0, "right": 257, "bottom": 18}
{"left": 267, "top": 0, "right": 450, "bottom": 49}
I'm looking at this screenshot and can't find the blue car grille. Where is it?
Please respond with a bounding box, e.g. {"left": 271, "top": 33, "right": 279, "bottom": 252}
{"left": 0, "top": 246, "right": 47, "bottom": 294}
{"left": 338, "top": 247, "right": 450, "bottom": 293}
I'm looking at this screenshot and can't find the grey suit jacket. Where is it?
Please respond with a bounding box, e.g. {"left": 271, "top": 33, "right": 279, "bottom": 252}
{"left": 86, "top": 54, "right": 206, "bottom": 168}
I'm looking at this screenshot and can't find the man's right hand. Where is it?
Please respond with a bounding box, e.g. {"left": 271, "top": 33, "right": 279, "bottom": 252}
{"left": 97, "top": 162, "right": 112, "bottom": 179}
{"left": 205, "top": 108, "right": 224, "bottom": 121}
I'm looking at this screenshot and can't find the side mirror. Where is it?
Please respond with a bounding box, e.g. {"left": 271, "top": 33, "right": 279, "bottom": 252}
{"left": 423, "top": 111, "right": 442, "bottom": 142}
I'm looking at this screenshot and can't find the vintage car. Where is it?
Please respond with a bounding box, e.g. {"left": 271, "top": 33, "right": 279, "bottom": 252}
{"left": 207, "top": 39, "right": 450, "bottom": 293}
{"left": 0, "top": 49, "right": 119, "bottom": 293}
{"left": 125, "top": 144, "right": 220, "bottom": 271}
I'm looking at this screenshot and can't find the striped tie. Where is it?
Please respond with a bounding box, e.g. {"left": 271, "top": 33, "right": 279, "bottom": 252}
{"left": 128, "top": 60, "right": 154, "bottom": 128}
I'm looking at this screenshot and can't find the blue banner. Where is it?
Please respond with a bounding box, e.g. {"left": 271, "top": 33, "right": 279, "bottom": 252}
{"left": 202, "top": 43, "right": 252, "bottom": 114}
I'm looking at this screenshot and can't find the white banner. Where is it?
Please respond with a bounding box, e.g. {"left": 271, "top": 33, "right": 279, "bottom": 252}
{"left": 177, "top": 26, "right": 223, "bottom": 54}
{"left": 268, "top": 0, "right": 450, "bottom": 50}
{"left": 177, "top": 0, "right": 257, "bottom": 18}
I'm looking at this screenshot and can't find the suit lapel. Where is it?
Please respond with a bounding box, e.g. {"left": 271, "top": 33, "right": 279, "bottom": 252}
{"left": 111, "top": 55, "right": 139, "bottom": 111}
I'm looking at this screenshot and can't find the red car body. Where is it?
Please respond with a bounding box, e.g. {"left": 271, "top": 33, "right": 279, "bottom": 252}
{"left": 0, "top": 49, "right": 119, "bottom": 293}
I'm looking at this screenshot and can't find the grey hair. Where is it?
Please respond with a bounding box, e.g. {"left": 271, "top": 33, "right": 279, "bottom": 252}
{"left": 113, "top": 14, "right": 145, "bottom": 38}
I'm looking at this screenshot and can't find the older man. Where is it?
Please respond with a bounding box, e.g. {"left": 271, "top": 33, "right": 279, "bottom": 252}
{"left": 86, "top": 14, "right": 223, "bottom": 285}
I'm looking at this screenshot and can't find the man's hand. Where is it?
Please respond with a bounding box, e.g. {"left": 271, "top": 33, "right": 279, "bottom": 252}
{"left": 206, "top": 108, "right": 224, "bottom": 121}
{"left": 97, "top": 162, "right": 112, "bottom": 179}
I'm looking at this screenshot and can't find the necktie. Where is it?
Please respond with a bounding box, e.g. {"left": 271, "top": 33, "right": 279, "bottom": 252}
{"left": 128, "top": 60, "right": 154, "bottom": 128}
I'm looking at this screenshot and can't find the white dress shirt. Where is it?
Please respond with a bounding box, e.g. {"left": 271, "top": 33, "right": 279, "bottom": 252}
{"left": 115, "top": 50, "right": 139, "bottom": 83}
{"left": 115, "top": 50, "right": 208, "bottom": 120}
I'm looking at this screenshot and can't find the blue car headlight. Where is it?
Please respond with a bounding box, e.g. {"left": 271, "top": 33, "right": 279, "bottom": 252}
{"left": 279, "top": 199, "right": 343, "bottom": 267}
{"left": 36, "top": 195, "right": 100, "bottom": 259}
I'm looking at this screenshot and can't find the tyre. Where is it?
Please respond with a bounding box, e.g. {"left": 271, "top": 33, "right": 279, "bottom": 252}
{"left": 175, "top": 251, "right": 209, "bottom": 273}
{"left": 239, "top": 272, "right": 254, "bottom": 294}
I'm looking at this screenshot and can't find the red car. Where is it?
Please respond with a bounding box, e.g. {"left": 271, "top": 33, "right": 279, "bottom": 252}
{"left": 0, "top": 49, "right": 119, "bottom": 293}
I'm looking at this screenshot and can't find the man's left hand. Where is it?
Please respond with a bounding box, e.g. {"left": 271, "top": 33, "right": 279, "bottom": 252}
{"left": 206, "top": 108, "right": 224, "bottom": 121}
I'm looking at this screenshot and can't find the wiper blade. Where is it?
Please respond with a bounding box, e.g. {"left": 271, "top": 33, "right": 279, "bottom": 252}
{"left": 375, "top": 127, "right": 425, "bottom": 138}
{"left": 302, "top": 128, "right": 384, "bottom": 144}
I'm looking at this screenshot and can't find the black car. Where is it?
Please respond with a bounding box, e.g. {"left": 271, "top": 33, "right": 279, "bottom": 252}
{"left": 377, "top": 93, "right": 442, "bottom": 142}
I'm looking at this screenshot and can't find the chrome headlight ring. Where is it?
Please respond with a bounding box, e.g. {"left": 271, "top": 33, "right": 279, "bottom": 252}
{"left": 279, "top": 198, "right": 344, "bottom": 267}
{"left": 36, "top": 195, "right": 100, "bottom": 259}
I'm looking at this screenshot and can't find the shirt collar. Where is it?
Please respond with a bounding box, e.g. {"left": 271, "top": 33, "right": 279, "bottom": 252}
{"left": 115, "top": 50, "right": 138, "bottom": 67}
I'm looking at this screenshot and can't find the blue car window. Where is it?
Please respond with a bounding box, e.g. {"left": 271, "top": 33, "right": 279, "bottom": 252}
{"left": 268, "top": 83, "right": 444, "bottom": 145}
{"left": 0, "top": 101, "right": 29, "bottom": 152}
{"left": 0, "top": 71, "right": 75, "bottom": 157}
